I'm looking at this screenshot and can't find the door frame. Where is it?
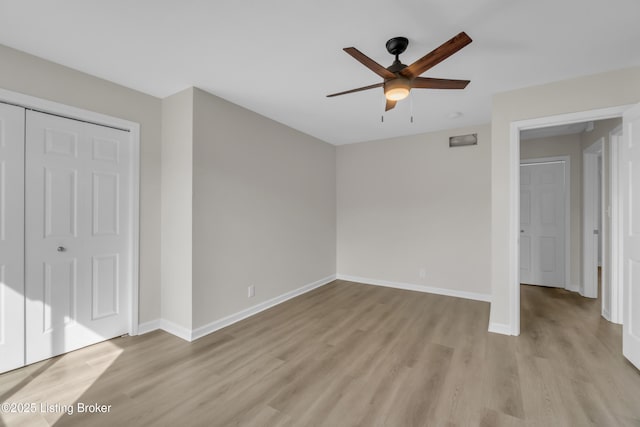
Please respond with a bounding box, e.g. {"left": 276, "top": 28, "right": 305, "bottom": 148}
{"left": 609, "top": 125, "right": 624, "bottom": 324}
{"left": 508, "top": 105, "right": 630, "bottom": 336}
{"left": 0, "top": 87, "right": 140, "bottom": 336}
{"left": 582, "top": 138, "right": 604, "bottom": 299}
{"left": 520, "top": 156, "right": 571, "bottom": 289}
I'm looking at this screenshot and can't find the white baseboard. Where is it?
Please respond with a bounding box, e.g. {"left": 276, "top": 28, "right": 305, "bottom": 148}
{"left": 488, "top": 322, "right": 513, "bottom": 336}
{"left": 335, "top": 274, "right": 491, "bottom": 303}
{"left": 159, "top": 319, "right": 192, "bottom": 341}
{"left": 137, "top": 319, "right": 192, "bottom": 341}
{"left": 138, "top": 319, "right": 191, "bottom": 341}
{"left": 137, "top": 319, "right": 162, "bottom": 335}
{"left": 138, "top": 274, "right": 336, "bottom": 342}
{"left": 191, "top": 274, "right": 336, "bottom": 341}
{"left": 565, "top": 283, "right": 579, "bottom": 293}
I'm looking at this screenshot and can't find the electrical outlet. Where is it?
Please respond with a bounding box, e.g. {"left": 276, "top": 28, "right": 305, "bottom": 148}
{"left": 419, "top": 268, "right": 426, "bottom": 279}
{"left": 248, "top": 285, "right": 255, "bottom": 298}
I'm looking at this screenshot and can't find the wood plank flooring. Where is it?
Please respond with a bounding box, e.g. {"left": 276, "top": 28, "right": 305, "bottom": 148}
{"left": 1, "top": 280, "right": 639, "bottom": 426}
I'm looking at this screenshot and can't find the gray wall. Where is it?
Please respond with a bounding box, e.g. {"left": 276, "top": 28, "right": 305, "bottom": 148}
{"left": 337, "top": 124, "right": 492, "bottom": 298}
{"left": 161, "top": 88, "right": 194, "bottom": 329}
{"left": 192, "top": 88, "right": 336, "bottom": 328}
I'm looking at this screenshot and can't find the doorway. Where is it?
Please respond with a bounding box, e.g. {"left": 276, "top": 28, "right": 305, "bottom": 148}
{"left": 507, "top": 105, "right": 629, "bottom": 336}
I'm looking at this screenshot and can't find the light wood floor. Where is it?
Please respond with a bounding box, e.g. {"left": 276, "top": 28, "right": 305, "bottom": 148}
{"left": 1, "top": 280, "right": 639, "bottom": 426}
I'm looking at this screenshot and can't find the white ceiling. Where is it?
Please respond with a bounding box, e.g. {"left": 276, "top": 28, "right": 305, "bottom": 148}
{"left": 0, "top": 0, "right": 638, "bottom": 145}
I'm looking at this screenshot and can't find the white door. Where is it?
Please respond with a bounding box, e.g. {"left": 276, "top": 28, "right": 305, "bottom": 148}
{"left": 622, "top": 103, "right": 640, "bottom": 370}
{"left": 25, "top": 110, "right": 131, "bottom": 365}
{"left": 520, "top": 161, "right": 566, "bottom": 287}
{"left": 583, "top": 142, "right": 604, "bottom": 299}
{"left": 0, "top": 103, "right": 25, "bottom": 372}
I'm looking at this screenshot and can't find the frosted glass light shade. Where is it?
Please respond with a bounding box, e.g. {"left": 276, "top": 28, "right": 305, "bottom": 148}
{"left": 384, "top": 78, "right": 411, "bottom": 101}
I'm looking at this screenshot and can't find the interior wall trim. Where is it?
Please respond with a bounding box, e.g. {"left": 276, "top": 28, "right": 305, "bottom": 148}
{"left": 139, "top": 274, "right": 337, "bottom": 341}
{"left": 137, "top": 319, "right": 163, "bottom": 336}
{"left": 336, "top": 274, "right": 492, "bottom": 302}
{"left": 158, "top": 319, "right": 192, "bottom": 342}
{"left": 488, "top": 322, "right": 513, "bottom": 335}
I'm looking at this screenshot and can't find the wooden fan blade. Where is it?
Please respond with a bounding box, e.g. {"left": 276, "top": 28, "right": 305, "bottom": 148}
{"left": 326, "top": 82, "right": 383, "bottom": 97}
{"left": 343, "top": 47, "right": 396, "bottom": 79}
{"left": 385, "top": 99, "right": 397, "bottom": 111}
{"left": 399, "top": 32, "right": 472, "bottom": 79}
{"left": 411, "top": 77, "right": 470, "bottom": 90}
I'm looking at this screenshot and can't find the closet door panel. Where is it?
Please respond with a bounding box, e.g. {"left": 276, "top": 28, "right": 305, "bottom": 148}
{"left": 0, "top": 103, "right": 25, "bottom": 373}
{"left": 25, "top": 110, "right": 131, "bottom": 365}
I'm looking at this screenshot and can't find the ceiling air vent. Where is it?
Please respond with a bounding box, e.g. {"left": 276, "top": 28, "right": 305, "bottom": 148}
{"left": 449, "top": 133, "right": 477, "bottom": 147}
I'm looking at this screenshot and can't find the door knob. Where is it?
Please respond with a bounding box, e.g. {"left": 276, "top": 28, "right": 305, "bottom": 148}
{"left": 521, "top": 230, "right": 524, "bottom": 233}
{"left": 57, "top": 246, "right": 66, "bottom": 252}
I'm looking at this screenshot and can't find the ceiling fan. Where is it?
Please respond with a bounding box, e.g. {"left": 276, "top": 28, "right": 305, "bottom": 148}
{"left": 327, "top": 32, "right": 472, "bottom": 111}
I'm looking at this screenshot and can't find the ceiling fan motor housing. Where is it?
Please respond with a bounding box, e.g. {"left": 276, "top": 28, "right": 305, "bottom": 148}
{"left": 385, "top": 37, "right": 409, "bottom": 56}
{"left": 387, "top": 60, "right": 408, "bottom": 74}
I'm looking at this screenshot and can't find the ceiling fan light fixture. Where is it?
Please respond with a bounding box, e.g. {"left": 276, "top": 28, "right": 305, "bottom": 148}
{"left": 327, "top": 32, "right": 472, "bottom": 112}
{"left": 384, "top": 78, "right": 411, "bottom": 101}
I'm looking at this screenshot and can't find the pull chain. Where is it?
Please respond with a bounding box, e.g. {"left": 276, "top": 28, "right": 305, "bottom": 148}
{"left": 410, "top": 94, "right": 414, "bottom": 123}
{"left": 381, "top": 96, "right": 414, "bottom": 123}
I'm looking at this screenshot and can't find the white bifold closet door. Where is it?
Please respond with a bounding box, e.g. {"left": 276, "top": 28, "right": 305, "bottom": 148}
{"left": 0, "top": 105, "right": 132, "bottom": 372}
{"left": 24, "top": 110, "right": 131, "bottom": 365}
{"left": 0, "top": 103, "right": 25, "bottom": 373}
